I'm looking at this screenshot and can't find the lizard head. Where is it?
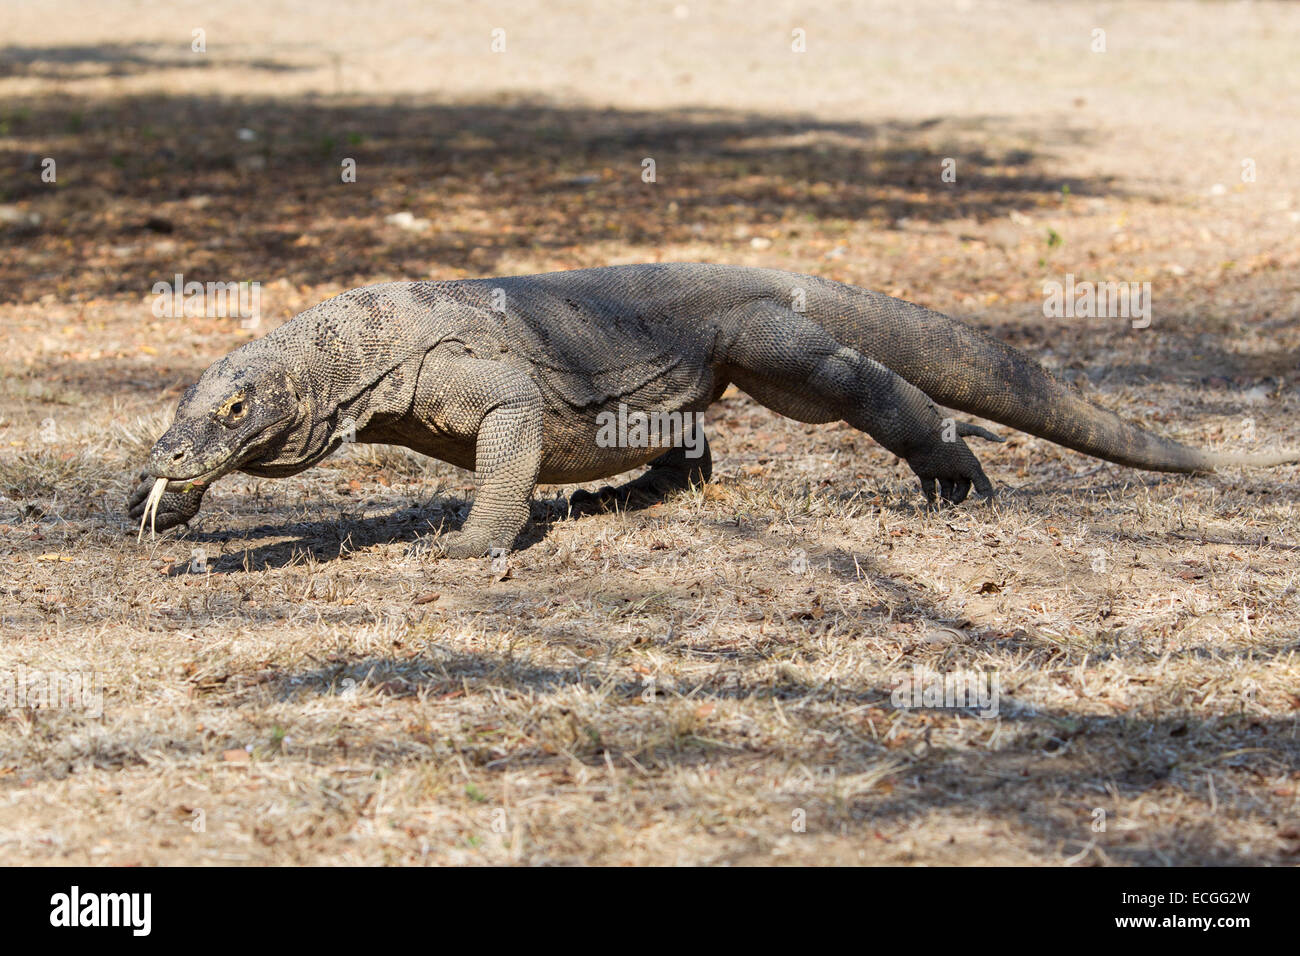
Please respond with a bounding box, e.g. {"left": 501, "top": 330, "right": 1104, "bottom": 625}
{"left": 143, "top": 351, "right": 306, "bottom": 489}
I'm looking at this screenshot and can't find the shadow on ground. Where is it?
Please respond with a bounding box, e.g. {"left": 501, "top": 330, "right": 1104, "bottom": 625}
{"left": 1, "top": 82, "right": 1117, "bottom": 303}
{"left": 261, "top": 643, "right": 1296, "bottom": 865}
{"left": 0, "top": 42, "right": 307, "bottom": 80}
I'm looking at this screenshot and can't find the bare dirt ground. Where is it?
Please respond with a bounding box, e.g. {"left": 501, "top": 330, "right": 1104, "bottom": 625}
{"left": 1, "top": 1, "right": 1298, "bottom": 865}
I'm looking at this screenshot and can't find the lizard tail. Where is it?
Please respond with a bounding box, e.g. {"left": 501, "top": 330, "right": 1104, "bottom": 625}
{"left": 827, "top": 288, "right": 1299, "bottom": 474}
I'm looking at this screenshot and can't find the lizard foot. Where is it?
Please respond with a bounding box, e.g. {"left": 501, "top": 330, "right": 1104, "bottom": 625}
{"left": 905, "top": 436, "right": 996, "bottom": 507}
{"left": 406, "top": 530, "right": 497, "bottom": 560}
{"left": 569, "top": 482, "right": 664, "bottom": 512}
{"left": 570, "top": 441, "right": 712, "bottom": 513}
{"left": 569, "top": 469, "right": 703, "bottom": 513}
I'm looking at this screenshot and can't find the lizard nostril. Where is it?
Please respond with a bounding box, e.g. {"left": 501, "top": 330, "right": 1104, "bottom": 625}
{"left": 171, "top": 451, "right": 185, "bottom": 461}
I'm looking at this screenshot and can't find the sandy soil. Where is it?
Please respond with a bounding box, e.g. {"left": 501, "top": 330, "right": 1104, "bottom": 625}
{"left": 0, "top": 0, "right": 1297, "bottom": 865}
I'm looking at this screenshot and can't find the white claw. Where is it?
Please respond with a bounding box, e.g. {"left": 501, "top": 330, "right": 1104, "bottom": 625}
{"left": 137, "top": 477, "right": 168, "bottom": 543}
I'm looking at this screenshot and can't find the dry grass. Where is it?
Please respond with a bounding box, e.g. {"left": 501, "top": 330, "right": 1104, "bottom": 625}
{"left": 1, "top": 0, "right": 1299, "bottom": 865}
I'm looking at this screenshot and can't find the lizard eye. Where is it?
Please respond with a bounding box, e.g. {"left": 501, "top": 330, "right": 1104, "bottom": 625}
{"left": 220, "top": 399, "right": 246, "bottom": 425}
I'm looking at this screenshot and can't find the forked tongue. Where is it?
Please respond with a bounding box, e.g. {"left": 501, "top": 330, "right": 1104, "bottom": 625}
{"left": 136, "top": 477, "right": 169, "bottom": 542}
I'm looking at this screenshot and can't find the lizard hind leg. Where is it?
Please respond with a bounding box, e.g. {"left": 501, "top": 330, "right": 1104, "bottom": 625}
{"left": 720, "top": 300, "right": 995, "bottom": 506}
{"left": 569, "top": 428, "right": 713, "bottom": 512}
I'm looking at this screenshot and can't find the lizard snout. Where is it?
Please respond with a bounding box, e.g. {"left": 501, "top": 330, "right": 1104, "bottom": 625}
{"left": 145, "top": 438, "right": 193, "bottom": 478}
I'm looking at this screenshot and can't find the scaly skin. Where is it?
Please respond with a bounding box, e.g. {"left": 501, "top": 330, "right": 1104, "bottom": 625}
{"left": 128, "top": 264, "right": 1298, "bottom": 558}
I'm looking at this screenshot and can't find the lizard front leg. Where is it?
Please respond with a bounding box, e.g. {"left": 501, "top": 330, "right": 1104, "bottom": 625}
{"left": 410, "top": 349, "right": 543, "bottom": 559}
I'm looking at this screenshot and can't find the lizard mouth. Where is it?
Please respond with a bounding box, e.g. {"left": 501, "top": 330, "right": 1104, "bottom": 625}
{"left": 138, "top": 412, "right": 300, "bottom": 540}
{"left": 149, "top": 460, "right": 230, "bottom": 487}
{"left": 147, "top": 414, "right": 290, "bottom": 483}
{"left": 135, "top": 466, "right": 225, "bottom": 542}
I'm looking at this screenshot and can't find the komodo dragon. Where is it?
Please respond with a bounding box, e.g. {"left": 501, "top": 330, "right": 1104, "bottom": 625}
{"left": 128, "top": 263, "right": 1298, "bottom": 557}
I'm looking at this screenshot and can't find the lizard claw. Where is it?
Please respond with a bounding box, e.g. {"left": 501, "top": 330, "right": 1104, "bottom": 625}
{"left": 405, "top": 534, "right": 449, "bottom": 560}
{"left": 569, "top": 483, "right": 660, "bottom": 512}
{"left": 405, "top": 530, "right": 497, "bottom": 560}
{"left": 907, "top": 437, "right": 995, "bottom": 507}
{"left": 568, "top": 486, "right": 615, "bottom": 509}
